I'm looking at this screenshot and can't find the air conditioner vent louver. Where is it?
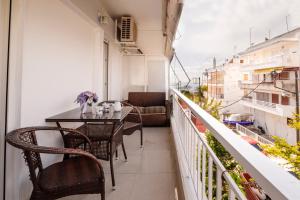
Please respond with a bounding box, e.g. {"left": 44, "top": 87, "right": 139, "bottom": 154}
{"left": 120, "top": 16, "right": 137, "bottom": 43}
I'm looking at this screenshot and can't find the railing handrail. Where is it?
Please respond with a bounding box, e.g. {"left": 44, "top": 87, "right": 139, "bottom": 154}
{"left": 236, "top": 123, "right": 274, "bottom": 145}
{"left": 171, "top": 88, "right": 300, "bottom": 200}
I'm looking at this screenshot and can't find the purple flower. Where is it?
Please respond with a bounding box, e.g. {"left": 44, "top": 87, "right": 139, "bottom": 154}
{"left": 75, "top": 91, "right": 99, "bottom": 105}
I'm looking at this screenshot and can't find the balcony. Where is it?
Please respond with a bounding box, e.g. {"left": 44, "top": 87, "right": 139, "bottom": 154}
{"left": 1, "top": 0, "right": 300, "bottom": 200}
{"left": 236, "top": 124, "right": 274, "bottom": 145}
{"left": 240, "top": 98, "right": 294, "bottom": 117}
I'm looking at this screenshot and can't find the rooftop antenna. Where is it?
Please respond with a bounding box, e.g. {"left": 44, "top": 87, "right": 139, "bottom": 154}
{"left": 286, "top": 14, "right": 290, "bottom": 32}
{"left": 213, "top": 57, "right": 216, "bottom": 68}
{"left": 268, "top": 29, "right": 271, "bottom": 39}
{"left": 249, "top": 27, "right": 253, "bottom": 47}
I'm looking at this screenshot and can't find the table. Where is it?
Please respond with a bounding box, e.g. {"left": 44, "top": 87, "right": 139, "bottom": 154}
{"left": 45, "top": 106, "right": 133, "bottom": 188}
{"left": 45, "top": 106, "right": 133, "bottom": 124}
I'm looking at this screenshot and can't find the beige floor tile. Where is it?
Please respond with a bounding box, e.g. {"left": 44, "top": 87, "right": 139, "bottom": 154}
{"left": 60, "top": 127, "right": 178, "bottom": 200}
{"left": 130, "top": 173, "right": 176, "bottom": 200}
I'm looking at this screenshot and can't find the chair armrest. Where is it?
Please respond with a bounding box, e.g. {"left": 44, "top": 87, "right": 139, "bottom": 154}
{"left": 34, "top": 146, "right": 104, "bottom": 176}
{"left": 122, "top": 102, "right": 143, "bottom": 123}
{"left": 5, "top": 126, "right": 104, "bottom": 176}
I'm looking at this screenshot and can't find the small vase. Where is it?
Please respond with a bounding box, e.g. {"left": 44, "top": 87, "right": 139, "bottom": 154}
{"left": 80, "top": 103, "right": 93, "bottom": 114}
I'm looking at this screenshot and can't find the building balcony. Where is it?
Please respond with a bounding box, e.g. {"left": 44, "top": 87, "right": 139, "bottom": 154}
{"left": 240, "top": 98, "right": 294, "bottom": 117}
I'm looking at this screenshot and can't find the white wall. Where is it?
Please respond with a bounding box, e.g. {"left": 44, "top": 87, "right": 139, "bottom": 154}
{"left": 6, "top": 0, "right": 104, "bottom": 199}
{"left": 247, "top": 108, "right": 297, "bottom": 144}
{"left": 223, "top": 63, "right": 244, "bottom": 113}
{"left": 122, "top": 55, "right": 168, "bottom": 99}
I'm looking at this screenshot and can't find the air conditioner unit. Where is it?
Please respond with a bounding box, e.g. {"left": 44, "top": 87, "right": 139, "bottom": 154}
{"left": 120, "top": 16, "right": 137, "bottom": 43}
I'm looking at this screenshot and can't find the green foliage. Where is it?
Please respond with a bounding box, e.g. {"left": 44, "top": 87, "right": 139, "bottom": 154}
{"left": 207, "top": 133, "right": 239, "bottom": 171}
{"left": 261, "top": 136, "right": 300, "bottom": 178}
{"left": 200, "top": 98, "right": 222, "bottom": 120}
{"left": 196, "top": 85, "right": 208, "bottom": 102}
{"left": 180, "top": 90, "right": 193, "bottom": 100}
{"left": 288, "top": 113, "right": 300, "bottom": 130}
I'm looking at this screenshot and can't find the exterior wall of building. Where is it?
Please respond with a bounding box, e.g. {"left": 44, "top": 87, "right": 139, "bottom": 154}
{"left": 223, "top": 62, "right": 244, "bottom": 113}
{"left": 238, "top": 31, "right": 300, "bottom": 145}
{"left": 245, "top": 108, "right": 297, "bottom": 144}
{"left": 207, "top": 69, "right": 224, "bottom": 100}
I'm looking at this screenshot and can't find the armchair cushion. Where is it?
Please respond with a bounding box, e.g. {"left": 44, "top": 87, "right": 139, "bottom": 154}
{"left": 131, "top": 106, "right": 145, "bottom": 114}
{"left": 143, "top": 106, "right": 166, "bottom": 114}
{"left": 38, "top": 156, "right": 102, "bottom": 193}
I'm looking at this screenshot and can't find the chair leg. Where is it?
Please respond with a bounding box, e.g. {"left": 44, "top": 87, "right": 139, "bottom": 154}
{"left": 101, "top": 183, "right": 105, "bottom": 200}
{"left": 121, "top": 142, "right": 127, "bottom": 161}
{"left": 140, "top": 127, "right": 143, "bottom": 148}
{"left": 109, "top": 153, "right": 116, "bottom": 189}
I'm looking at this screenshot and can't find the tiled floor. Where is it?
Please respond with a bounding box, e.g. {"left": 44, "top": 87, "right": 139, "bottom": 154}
{"left": 60, "top": 127, "right": 178, "bottom": 200}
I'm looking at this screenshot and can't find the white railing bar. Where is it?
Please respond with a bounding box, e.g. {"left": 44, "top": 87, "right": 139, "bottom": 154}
{"left": 236, "top": 124, "right": 273, "bottom": 145}
{"left": 172, "top": 88, "right": 300, "bottom": 200}
{"left": 175, "top": 101, "right": 200, "bottom": 197}
{"left": 208, "top": 156, "right": 213, "bottom": 200}
{"left": 174, "top": 97, "right": 246, "bottom": 199}
{"left": 216, "top": 167, "right": 222, "bottom": 200}
{"left": 202, "top": 146, "right": 207, "bottom": 200}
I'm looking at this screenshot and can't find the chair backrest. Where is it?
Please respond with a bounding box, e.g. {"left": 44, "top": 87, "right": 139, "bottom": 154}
{"left": 6, "top": 127, "right": 43, "bottom": 187}
{"left": 128, "top": 92, "right": 166, "bottom": 107}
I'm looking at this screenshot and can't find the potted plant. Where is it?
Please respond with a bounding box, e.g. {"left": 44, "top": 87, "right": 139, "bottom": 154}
{"left": 75, "top": 91, "right": 98, "bottom": 113}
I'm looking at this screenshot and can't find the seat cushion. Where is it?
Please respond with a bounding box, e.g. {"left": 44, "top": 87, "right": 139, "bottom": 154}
{"left": 143, "top": 106, "right": 166, "bottom": 114}
{"left": 131, "top": 106, "right": 144, "bottom": 114}
{"left": 38, "top": 156, "right": 102, "bottom": 193}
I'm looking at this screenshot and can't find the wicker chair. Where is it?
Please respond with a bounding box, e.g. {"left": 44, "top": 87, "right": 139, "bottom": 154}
{"left": 122, "top": 102, "right": 143, "bottom": 147}
{"left": 5, "top": 126, "right": 105, "bottom": 200}
{"left": 71, "top": 122, "right": 126, "bottom": 188}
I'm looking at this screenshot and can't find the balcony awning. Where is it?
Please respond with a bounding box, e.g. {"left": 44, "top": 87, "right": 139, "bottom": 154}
{"left": 254, "top": 67, "right": 283, "bottom": 74}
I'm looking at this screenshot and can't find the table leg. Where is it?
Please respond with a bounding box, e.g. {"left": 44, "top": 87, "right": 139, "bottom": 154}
{"left": 56, "top": 122, "right": 69, "bottom": 159}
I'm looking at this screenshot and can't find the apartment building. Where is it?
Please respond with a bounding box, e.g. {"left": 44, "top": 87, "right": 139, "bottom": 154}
{"left": 222, "top": 57, "right": 245, "bottom": 113}
{"left": 239, "top": 28, "right": 300, "bottom": 144}
{"left": 206, "top": 66, "right": 225, "bottom": 100}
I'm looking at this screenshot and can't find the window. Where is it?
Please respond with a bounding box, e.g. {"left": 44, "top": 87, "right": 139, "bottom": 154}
{"left": 279, "top": 71, "right": 289, "bottom": 80}
{"left": 243, "top": 74, "right": 249, "bottom": 81}
{"left": 272, "top": 94, "right": 279, "bottom": 104}
{"left": 281, "top": 96, "right": 290, "bottom": 105}
{"left": 256, "top": 92, "right": 269, "bottom": 102}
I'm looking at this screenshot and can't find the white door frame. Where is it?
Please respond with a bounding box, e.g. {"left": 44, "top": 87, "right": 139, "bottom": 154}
{"left": 103, "top": 40, "right": 109, "bottom": 101}
{"left": 0, "top": 0, "right": 11, "bottom": 199}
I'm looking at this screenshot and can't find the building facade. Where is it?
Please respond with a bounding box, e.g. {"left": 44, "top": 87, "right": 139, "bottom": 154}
{"left": 239, "top": 28, "right": 300, "bottom": 144}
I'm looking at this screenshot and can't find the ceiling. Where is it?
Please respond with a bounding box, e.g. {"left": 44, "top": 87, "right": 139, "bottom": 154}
{"left": 100, "top": 0, "right": 164, "bottom": 30}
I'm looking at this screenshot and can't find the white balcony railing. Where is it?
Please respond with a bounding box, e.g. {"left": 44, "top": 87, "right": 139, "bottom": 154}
{"left": 170, "top": 88, "right": 300, "bottom": 200}
{"left": 171, "top": 90, "right": 245, "bottom": 200}
{"left": 236, "top": 124, "right": 274, "bottom": 145}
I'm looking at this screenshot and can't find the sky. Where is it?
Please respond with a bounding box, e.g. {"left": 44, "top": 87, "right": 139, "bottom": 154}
{"left": 173, "top": 0, "right": 300, "bottom": 69}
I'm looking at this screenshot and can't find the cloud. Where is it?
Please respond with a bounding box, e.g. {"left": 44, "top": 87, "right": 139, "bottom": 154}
{"left": 174, "top": 0, "right": 300, "bottom": 68}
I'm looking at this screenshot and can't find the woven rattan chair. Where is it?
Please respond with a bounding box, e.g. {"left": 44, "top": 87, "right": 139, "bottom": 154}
{"left": 72, "top": 122, "right": 126, "bottom": 188}
{"left": 5, "top": 126, "right": 105, "bottom": 200}
{"left": 122, "top": 102, "right": 143, "bottom": 147}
